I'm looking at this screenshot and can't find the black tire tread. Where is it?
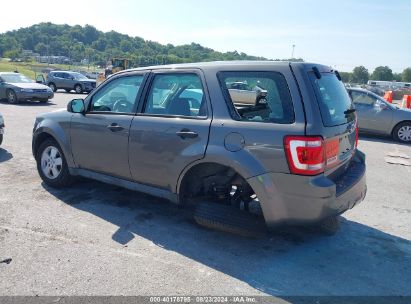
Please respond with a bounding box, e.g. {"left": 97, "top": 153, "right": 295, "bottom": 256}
{"left": 194, "top": 201, "right": 266, "bottom": 238}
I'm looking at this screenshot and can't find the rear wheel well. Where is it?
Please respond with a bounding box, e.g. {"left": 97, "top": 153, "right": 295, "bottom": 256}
{"left": 179, "top": 162, "right": 255, "bottom": 205}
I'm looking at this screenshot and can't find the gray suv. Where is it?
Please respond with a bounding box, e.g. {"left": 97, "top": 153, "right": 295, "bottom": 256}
{"left": 32, "top": 62, "right": 367, "bottom": 235}
{"left": 47, "top": 71, "right": 96, "bottom": 94}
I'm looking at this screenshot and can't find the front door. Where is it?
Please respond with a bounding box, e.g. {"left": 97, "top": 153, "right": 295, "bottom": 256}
{"left": 129, "top": 71, "right": 211, "bottom": 190}
{"left": 70, "top": 73, "right": 146, "bottom": 179}
{"left": 351, "top": 90, "right": 393, "bottom": 134}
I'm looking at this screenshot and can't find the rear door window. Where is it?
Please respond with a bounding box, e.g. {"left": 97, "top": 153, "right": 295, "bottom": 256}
{"left": 218, "top": 71, "right": 294, "bottom": 124}
{"left": 310, "top": 72, "right": 355, "bottom": 127}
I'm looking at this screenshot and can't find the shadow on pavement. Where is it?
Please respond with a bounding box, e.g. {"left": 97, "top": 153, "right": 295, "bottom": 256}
{"left": 0, "top": 148, "right": 13, "bottom": 162}
{"left": 43, "top": 180, "right": 411, "bottom": 296}
{"left": 0, "top": 100, "right": 56, "bottom": 106}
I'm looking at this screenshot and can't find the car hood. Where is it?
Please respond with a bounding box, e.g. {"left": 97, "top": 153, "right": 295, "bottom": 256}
{"left": 9, "top": 82, "right": 51, "bottom": 90}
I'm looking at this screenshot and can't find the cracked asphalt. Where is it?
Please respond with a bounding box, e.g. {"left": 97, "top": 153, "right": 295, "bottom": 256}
{"left": 0, "top": 93, "right": 410, "bottom": 297}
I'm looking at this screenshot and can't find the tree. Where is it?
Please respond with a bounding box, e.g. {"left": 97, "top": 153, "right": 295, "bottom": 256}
{"left": 339, "top": 72, "right": 352, "bottom": 83}
{"left": 402, "top": 68, "right": 411, "bottom": 82}
{"left": 351, "top": 66, "right": 369, "bottom": 84}
{"left": 371, "top": 66, "right": 393, "bottom": 81}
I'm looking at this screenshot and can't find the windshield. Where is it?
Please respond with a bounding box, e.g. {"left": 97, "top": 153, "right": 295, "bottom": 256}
{"left": 1, "top": 74, "right": 34, "bottom": 83}
{"left": 310, "top": 72, "right": 355, "bottom": 127}
{"left": 71, "top": 73, "right": 88, "bottom": 80}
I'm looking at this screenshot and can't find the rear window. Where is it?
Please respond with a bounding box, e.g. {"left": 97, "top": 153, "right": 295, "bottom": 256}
{"left": 310, "top": 72, "right": 355, "bottom": 127}
{"left": 218, "top": 71, "right": 294, "bottom": 124}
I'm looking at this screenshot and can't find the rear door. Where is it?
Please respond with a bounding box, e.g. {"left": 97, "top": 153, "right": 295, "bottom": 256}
{"left": 128, "top": 70, "right": 211, "bottom": 190}
{"left": 307, "top": 69, "right": 357, "bottom": 172}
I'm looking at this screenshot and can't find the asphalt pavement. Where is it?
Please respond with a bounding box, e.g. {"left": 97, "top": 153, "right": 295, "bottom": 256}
{"left": 0, "top": 92, "right": 410, "bottom": 297}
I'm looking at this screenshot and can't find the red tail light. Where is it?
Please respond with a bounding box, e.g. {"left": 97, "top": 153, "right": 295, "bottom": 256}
{"left": 284, "top": 136, "right": 325, "bottom": 176}
{"left": 355, "top": 125, "right": 359, "bottom": 149}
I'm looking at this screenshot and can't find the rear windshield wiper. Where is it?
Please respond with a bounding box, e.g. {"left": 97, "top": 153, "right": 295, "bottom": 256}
{"left": 344, "top": 109, "right": 356, "bottom": 115}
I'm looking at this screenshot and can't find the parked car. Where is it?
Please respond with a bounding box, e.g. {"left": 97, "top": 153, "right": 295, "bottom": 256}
{"left": 0, "top": 113, "right": 4, "bottom": 145}
{"left": 347, "top": 88, "right": 411, "bottom": 143}
{"left": 0, "top": 72, "right": 54, "bottom": 104}
{"left": 46, "top": 71, "right": 96, "bottom": 94}
{"left": 32, "top": 62, "right": 366, "bottom": 235}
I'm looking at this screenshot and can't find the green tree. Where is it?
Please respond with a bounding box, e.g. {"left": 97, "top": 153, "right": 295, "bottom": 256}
{"left": 371, "top": 66, "right": 393, "bottom": 81}
{"left": 402, "top": 68, "right": 411, "bottom": 82}
{"left": 351, "top": 66, "right": 369, "bottom": 84}
{"left": 339, "top": 72, "right": 352, "bottom": 83}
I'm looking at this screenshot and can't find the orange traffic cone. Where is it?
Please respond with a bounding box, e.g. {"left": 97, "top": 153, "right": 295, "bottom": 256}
{"left": 401, "top": 95, "right": 411, "bottom": 109}
{"left": 383, "top": 91, "right": 393, "bottom": 103}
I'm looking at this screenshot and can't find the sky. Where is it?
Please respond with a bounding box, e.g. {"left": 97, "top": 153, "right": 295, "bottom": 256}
{"left": 1, "top": 0, "right": 410, "bottom": 72}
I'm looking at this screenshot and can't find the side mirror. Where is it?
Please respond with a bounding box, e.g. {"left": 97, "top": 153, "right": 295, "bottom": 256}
{"left": 67, "top": 99, "right": 85, "bottom": 114}
{"left": 374, "top": 100, "right": 388, "bottom": 111}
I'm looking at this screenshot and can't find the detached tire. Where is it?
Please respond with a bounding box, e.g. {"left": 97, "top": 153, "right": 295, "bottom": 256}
{"left": 194, "top": 201, "right": 267, "bottom": 238}
{"left": 36, "top": 138, "right": 74, "bottom": 188}
{"left": 393, "top": 122, "right": 411, "bottom": 143}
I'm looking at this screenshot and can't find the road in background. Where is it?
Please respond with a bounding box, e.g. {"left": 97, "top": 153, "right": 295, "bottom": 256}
{"left": 0, "top": 93, "right": 410, "bottom": 296}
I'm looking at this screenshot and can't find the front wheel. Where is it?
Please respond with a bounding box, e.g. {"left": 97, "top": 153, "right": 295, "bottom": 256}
{"left": 49, "top": 83, "right": 57, "bottom": 92}
{"left": 36, "top": 138, "right": 74, "bottom": 188}
{"left": 74, "top": 84, "right": 83, "bottom": 94}
{"left": 6, "top": 90, "right": 18, "bottom": 104}
{"left": 393, "top": 122, "right": 411, "bottom": 143}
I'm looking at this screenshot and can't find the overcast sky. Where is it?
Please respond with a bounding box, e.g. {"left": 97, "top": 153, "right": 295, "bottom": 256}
{"left": 1, "top": 0, "right": 410, "bottom": 72}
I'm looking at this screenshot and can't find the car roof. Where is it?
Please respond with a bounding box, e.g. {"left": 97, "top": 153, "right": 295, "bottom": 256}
{"left": 116, "top": 61, "right": 330, "bottom": 75}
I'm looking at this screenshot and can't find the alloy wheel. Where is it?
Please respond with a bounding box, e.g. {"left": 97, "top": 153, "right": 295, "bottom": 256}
{"left": 40, "top": 146, "right": 63, "bottom": 179}
{"left": 398, "top": 125, "right": 411, "bottom": 142}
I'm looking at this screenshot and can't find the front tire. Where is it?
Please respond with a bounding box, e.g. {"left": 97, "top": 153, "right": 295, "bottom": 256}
{"left": 74, "top": 84, "right": 83, "bottom": 94}
{"left": 39, "top": 98, "right": 49, "bottom": 103}
{"left": 36, "top": 138, "right": 74, "bottom": 188}
{"left": 6, "top": 90, "right": 18, "bottom": 104}
{"left": 49, "top": 83, "right": 57, "bottom": 92}
{"left": 393, "top": 122, "right": 411, "bottom": 143}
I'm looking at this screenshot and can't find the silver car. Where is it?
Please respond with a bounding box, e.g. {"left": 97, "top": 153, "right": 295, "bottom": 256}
{"left": 0, "top": 72, "right": 54, "bottom": 104}
{"left": 348, "top": 88, "right": 411, "bottom": 143}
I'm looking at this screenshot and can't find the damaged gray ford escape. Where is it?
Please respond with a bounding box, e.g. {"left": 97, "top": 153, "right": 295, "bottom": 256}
{"left": 32, "top": 61, "right": 367, "bottom": 236}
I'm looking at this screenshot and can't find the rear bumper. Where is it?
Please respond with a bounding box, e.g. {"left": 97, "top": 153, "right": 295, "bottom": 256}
{"left": 247, "top": 150, "right": 367, "bottom": 228}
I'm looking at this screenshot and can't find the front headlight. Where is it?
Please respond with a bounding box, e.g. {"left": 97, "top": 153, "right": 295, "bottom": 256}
{"left": 21, "top": 89, "right": 34, "bottom": 93}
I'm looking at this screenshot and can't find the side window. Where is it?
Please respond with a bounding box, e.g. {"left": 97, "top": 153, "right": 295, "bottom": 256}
{"left": 351, "top": 91, "right": 375, "bottom": 106}
{"left": 143, "top": 73, "right": 206, "bottom": 117}
{"left": 218, "top": 71, "right": 294, "bottom": 124}
{"left": 89, "top": 75, "right": 144, "bottom": 113}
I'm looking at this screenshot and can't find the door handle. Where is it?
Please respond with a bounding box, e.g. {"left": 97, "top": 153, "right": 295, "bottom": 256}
{"left": 107, "top": 123, "right": 124, "bottom": 132}
{"left": 176, "top": 129, "right": 198, "bottom": 139}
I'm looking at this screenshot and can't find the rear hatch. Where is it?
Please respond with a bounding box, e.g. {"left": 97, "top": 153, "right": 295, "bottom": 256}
{"left": 308, "top": 68, "right": 357, "bottom": 177}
